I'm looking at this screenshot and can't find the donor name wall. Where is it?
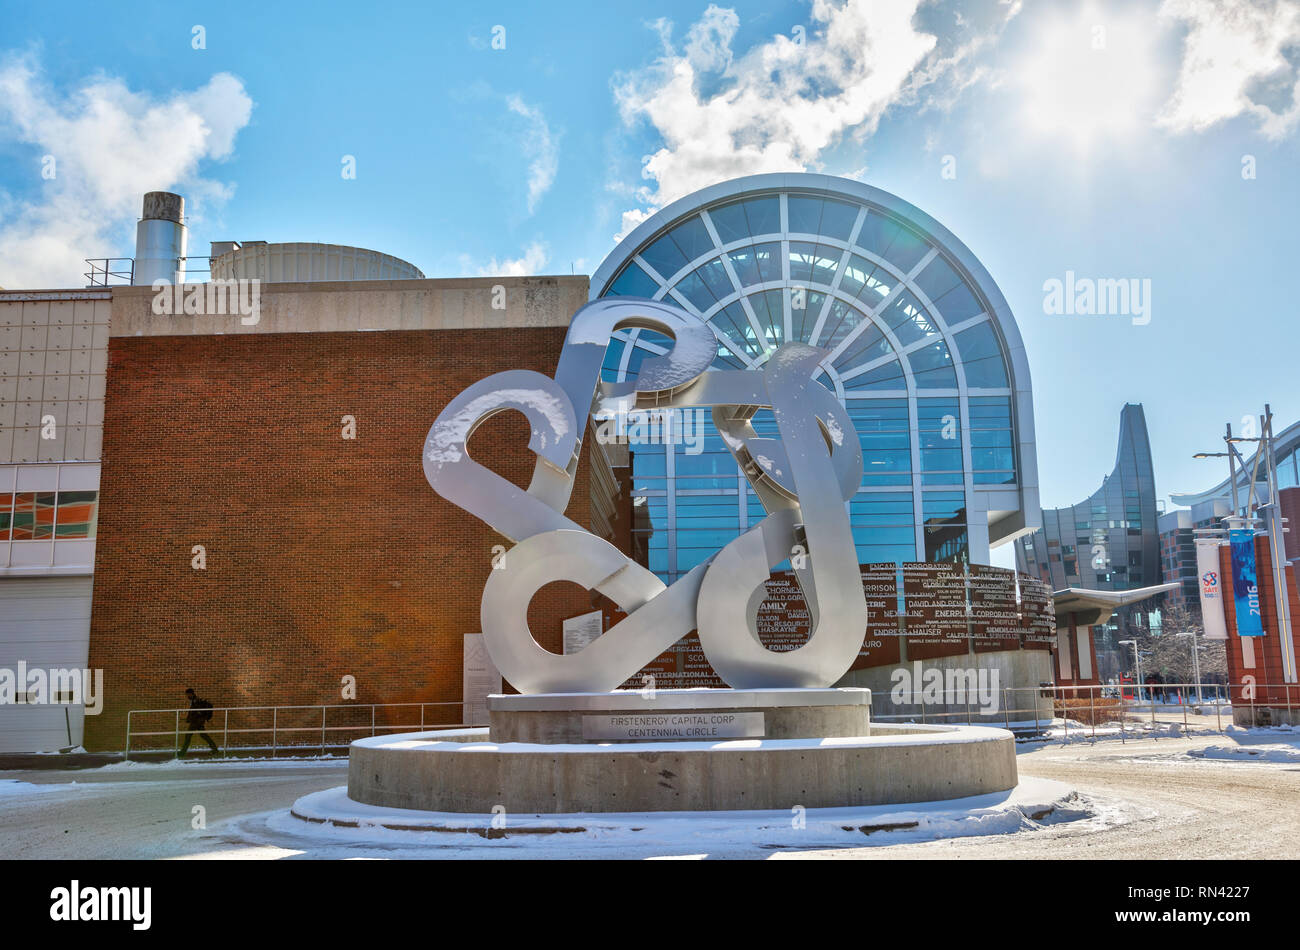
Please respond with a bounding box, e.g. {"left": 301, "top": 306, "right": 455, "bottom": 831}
{"left": 612, "top": 563, "right": 1055, "bottom": 690}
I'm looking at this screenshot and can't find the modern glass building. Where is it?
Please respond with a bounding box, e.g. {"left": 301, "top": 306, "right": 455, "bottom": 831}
{"left": 1015, "top": 404, "right": 1162, "bottom": 661}
{"left": 590, "top": 174, "right": 1040, "bottom": 582}
{"left": 1015, "top": 404, "right": 1159, "bottom": 591}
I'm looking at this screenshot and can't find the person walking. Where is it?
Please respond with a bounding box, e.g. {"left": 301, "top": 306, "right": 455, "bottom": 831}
{"left": 178, "top": 687, "right": 219, "bottom": 758}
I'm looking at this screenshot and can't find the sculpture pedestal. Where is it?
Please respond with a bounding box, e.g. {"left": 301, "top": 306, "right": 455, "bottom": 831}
{"left": 346, "top": 687, "right": 1019, "bottom": 813}
{"left": 488, "top": 687, "right": 871, "bottom": 743}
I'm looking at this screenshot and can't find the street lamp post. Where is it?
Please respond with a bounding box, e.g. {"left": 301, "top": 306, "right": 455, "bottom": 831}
{"left": 1194, "top": 406, "right": 1296, "bottom": 686}
{"left": 1175, "top": 631, "right": 1203, "bottom": 704}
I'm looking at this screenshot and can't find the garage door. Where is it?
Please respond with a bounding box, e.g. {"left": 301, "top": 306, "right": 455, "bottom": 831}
{"left": 0, "top": 576, "right": 93, "bottom": 753}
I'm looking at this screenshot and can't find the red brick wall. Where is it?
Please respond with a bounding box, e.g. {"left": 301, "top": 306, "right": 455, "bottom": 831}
{"left": 1281, "top": 487, "right": 1300, "bottom": 562}
{"left": 1221, "top": 538, "right": 1300, "bottom": 706}
{"left": 85, "top": 329, "right": 596, "bottom": 751}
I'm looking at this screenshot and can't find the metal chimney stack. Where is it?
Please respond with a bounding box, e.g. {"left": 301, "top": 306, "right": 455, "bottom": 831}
{"left": 132, "top": 192, "right": 187, "bottom": 285}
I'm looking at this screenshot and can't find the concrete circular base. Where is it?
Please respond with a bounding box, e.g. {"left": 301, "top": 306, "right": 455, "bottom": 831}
{"left": 347, "top": 721, "right": 1018, "bottom": 813}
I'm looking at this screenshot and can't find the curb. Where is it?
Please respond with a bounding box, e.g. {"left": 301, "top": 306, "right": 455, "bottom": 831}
{"left": 0, "top": 752, "right": 125, "bottom": 771}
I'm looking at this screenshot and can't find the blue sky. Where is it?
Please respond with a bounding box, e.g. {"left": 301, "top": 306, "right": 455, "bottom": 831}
{"left": 1, "top": 0, "right": 1298, "bottom": 526}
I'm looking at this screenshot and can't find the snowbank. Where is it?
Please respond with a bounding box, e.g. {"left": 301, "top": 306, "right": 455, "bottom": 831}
{"left": 269, "top": 777, "right": 1088, "bottom": 854}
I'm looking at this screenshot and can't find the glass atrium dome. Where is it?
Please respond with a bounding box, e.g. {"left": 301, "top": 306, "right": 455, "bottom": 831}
{"left": 590, "top": 174, "right": 1039, "bottom": 580}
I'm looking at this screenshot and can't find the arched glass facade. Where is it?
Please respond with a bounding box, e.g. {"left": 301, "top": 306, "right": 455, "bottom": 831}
{"left": 591, "top": 175, "right": 1038, "bottom": 583}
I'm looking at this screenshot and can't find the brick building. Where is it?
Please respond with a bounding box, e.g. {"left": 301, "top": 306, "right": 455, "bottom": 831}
{"left": 1219, "top": 534, "right": 1300, "bottom": 725}
{"left": 78, "top": 276, "right": 610, "bottom": 750}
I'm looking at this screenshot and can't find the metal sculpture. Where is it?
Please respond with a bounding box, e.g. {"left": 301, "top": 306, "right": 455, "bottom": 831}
{"left": 423, "top": 298, "right": 866, "bottom": 693}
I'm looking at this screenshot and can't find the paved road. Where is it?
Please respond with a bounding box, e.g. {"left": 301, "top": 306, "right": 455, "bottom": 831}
{"left": 788, "top": 735, "right": 1300, "bottom": 860}
{"left": 0, "top": 761, "right": 348, "bottom": 859}
{"left": 1, "top": 733, "right": 1296, "bottom": 859}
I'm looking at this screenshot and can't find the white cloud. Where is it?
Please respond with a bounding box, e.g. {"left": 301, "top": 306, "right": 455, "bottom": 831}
{"left": 507, "top": 96, "right": 559, "bottom": 214}
{"left": 0, "top": 55, "right": 253, "bottom": 289}
{"left": 614, "top": 206, "right": 655, "bottom": 244}
{"left": 905, "top": 0, "right": 1023, "bottom": 113}
{"left": 1158, "top": 0, "right": 1300, "bottom": 139}
{"left": 466, "top": 240, "right": 550, "bottom": 277}
{"left": 682, "top": 5, "right": 740, "bottom": 73}
{"left": 612, "top": 1, "right": 939, "bottom": 219}
{"left": 609, "top": 0, "right": 1025, "bottom": 241}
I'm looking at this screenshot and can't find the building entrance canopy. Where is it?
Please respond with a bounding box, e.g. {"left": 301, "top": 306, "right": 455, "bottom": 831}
{"left": 1052, "top": 582, "right": 1180, "bottom": 627}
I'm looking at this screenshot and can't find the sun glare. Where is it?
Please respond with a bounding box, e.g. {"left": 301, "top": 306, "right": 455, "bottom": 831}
{"left": 1015, "top": 3, "right": 1162, "bottom": 152}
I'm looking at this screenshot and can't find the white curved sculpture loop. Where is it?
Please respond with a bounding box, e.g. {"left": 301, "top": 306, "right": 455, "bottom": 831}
{"left": 423, "top": 297, "right": 867, "bottom": 693}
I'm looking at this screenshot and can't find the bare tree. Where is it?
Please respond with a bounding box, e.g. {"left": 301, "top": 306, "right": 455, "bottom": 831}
{"left": 1123, "top": 602, "right": 1227, "bottom": 686}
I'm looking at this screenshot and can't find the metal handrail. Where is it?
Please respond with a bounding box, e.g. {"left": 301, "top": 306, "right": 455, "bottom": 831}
{"left": 83, "top": 258, "right": 134, "bottom": 287}
{"left": 124, "top": 701, "right": 469, "bottom": 760}
{"left": 871, "top": 680, "right": 1296, "bottom": 742}
{"left": 83, "top": 255, "right": 213, "bottom": 288}
{"left": 123, "top": 685, "right": 1296, "bottom": 759}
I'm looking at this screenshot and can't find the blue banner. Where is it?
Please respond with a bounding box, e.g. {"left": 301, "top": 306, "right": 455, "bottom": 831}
{"left": 1229, "top": 529, "right": 1264, "bottom": 637}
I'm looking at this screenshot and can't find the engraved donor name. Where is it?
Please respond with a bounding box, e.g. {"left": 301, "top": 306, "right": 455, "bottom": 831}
{"left": 583, "top": 712, "right": 764, "bottom": 740}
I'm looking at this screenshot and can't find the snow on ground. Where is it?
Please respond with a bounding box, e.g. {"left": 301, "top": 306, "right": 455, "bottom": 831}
{"left": 0, "top": 779, "right": 80, "bottom": 796}
{"left": 94, "top": 756, "right": 348, "bottom": 772}
{"left": 1010, "top": 719, "right": 1300, "bottom": 767}
{"left": 12, "top": 729, "right": 1293, "bottom": 858}
{"left": 252, "top": 777, "right": 1088, "bottom": 858}
{"left": 2, "top": 723, "right": 1292, "bottom": 859}
{"left": 1015, "top": 718, "right": 1221, "bottom": 743}
{"left": 1185, "top": 725, "right": 1300, "bottom": 763}
{"left": 1224, "top": 723, "right": 1296, "bottom": 737}
{"left": 1188, "top": 743, "right": 1300, "bottom": 763}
